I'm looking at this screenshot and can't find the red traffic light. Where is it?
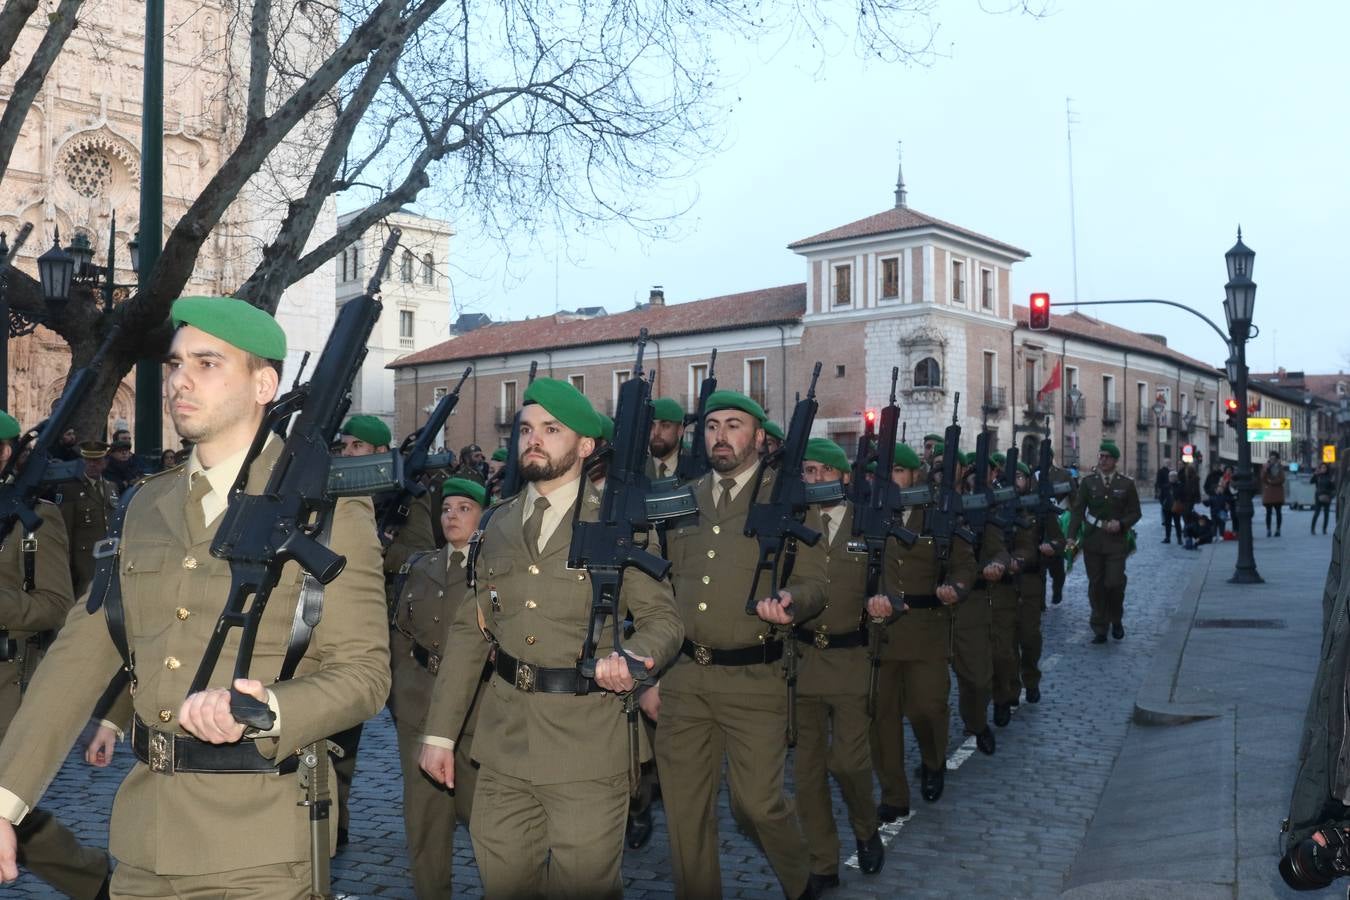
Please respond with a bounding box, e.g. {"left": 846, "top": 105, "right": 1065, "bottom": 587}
{"left": 1225, "top": 398, "right": 1240, "bottom": 413}
{"left": 864, "top": 408, "right": 878, "bottom": 425}
{"left": 1029, "top": 292, "right": 1051, "bottom": 331}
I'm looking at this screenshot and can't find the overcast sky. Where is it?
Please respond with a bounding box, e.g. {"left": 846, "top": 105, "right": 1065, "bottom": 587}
{"left": 431, "top": 0, "right": 1349, "bottom": 376}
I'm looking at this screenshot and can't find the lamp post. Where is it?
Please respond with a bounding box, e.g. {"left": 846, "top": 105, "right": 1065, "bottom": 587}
{"left": 134, "top": 0, "right": 165, "bottom": 467}
{"left": 1223, "top": 229, "right": 1262, "bottom": 584}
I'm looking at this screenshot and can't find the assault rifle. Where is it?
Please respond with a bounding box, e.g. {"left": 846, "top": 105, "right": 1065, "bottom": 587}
{"left": 0, "top": 323, "right": 120, "bottom": 546}
{"left": 1030, "top": 439, "right": 1072, "bottom": 536}
{"left": 924, "top": 393, "right": 977, "bottom": 576}
{"left": 675, "top": 349, "right": 717, "bottom": 482}
{"left": 188, "top": 228, "right": 397, "bottom": 732}
{"left": 489, "top": 361, "right": 538, "bottom": 500}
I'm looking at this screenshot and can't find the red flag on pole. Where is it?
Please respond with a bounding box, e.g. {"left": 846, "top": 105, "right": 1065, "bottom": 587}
{"left": 1038, "top": 361, "right": 1063, "bottom": 399}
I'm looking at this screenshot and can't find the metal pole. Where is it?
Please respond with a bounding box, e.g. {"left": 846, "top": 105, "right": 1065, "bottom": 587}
{"left": 1230, "top": 334, "right": 1263, "bottom": 584}
{"left": 134, "top": 0, "right": 164, "bottom": 465}
{"left": 0, "top": 265, "right": 8, "bottom": 414}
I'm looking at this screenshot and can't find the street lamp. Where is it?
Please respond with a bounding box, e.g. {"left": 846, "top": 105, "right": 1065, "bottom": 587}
{"left": 128, "top": 231, "right": 140, "bottom": 274}
{"left": 1223, "top": 229, "right": 1262, "bottom": 584}
{"left": 36, "top": 228, "right": 74, "bottom": 304}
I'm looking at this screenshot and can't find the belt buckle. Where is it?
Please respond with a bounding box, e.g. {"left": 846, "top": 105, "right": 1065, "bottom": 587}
{"left": 19, "top": 537, "right": 36, "bottom": 553}
{"left": 427, "top": 652, "right": 440, "bottom": 676}
{"left": 148, "top": 728, "right": 174, "bottom": 775}
{"left": 514, "top": 661, "right": 536, "bottom": 692}
{"left": 693, "top": 644, "right": 713, "bottom": 666}
{"left": 92, "top": 537, "right": 120, "bottom": 560}
{"left": 813, "top": 632, "right": 830, "bottom": 650}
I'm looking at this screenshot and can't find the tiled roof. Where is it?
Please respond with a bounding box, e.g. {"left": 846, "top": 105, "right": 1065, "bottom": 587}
{"left": 389, "top": 283, "right": 806, "bottom": 369}
{"left": 1014, "top": 305, "right": 1219, "bottom": 374}
{"left": 788, "top": 205, "right": 1030, "bottom": 258}
{"left": 1251, "top": 372, "right": 1348, "bottom": 403}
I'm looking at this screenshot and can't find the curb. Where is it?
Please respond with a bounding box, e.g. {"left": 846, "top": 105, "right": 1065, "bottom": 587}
{"left": 1131, "top": 542, "right": 1226, "bottom": 726}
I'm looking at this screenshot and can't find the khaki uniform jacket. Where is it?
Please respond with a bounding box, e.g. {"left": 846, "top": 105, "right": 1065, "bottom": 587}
{"left": 59, "top": 475, "right": 116, "bottom": 596}
{"left": 797, "top": 503, "right": 868, "bottom": 697}
{"left": 382, "top": 490, "right": 439, "bottom": 577}
{"left": 877, "top": 507, "right": 977, "bottom": 662}
{"left": 0, "top": 441, "right": 391, "bottom": 876}
{"left": 390, "top": 545, "right": 482, "bottom": 740}
{"left": 0, "top": 502, "right": 76, "bottom": 739}
{"left": 1067, "top": 472, "right": 1142, "bottom": 556}
{"left": 423, "top": 480, "right": 684, "bottom": 785}
{"left": 663, "top": 468, "right": 829, "bottom": 696}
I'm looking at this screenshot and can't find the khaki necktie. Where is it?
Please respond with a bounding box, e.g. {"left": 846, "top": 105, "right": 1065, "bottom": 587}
{"left": 186, "top": 472, "right": 213, "bottom": 546}
{"left": 717, "top": 477, "right": 736, "bottom": 514}
{"left": 522, "top": 496, "right": 550, "bottom": 559}
{"left": 821, "top": 511, "right": 833, "bottom": 546}
{"left": 449, "top": 549, "right": 465, "bottom": 572}
{"left": 659, "top": 462, "right": 669, "bottom": 479}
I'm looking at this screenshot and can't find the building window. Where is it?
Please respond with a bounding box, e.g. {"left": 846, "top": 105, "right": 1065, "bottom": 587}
{"left": 1137, "top": 441, "right": 1149, "bottom": 477}
{"left": 502, "top": 380, "right": 518, "bottom": 425}
{"left": 835, "top": 364, "right": 846, "bottom": 378}
{"left": 746, "top": 358, "right": 768, "bottom": 410}
{"left": 400, "top": 250, "right": 414, "bottom": 283}
{"left": 569, "top": 374, "right": 585, "bottom": 394}
{"left": 880, "top": 257, "right": 900, "bottom": 300}
{"left": 951, "top": 260, "right": 964, "bottom": 303}
{"left": 399, "top": 310, "right": 414, "bottom": 342}
{"left": 983, "top": 351, "right": 996, "bottom": 393}
{"left": 688, "top": 363, "right": 708, "bottom": 410}
{"left": 914, "top": 357, "right": 941, "bottom": 388}
{"left": 1103, "top": 374, "right": 1115, "bottom": 402}
{"left": 422, "top": 253, "right": 435, "bottom": 285}
{"left": 980, "top": 267, "right": 993, "bottom": 310}
{"left": 339, "top": 249, "right": 348, "bottom": 283}
{"left": 613, "top": 370, "right": 631, "bottom": 410}
{"left": 833, "top": 264, "right": 852, "bottom": 306}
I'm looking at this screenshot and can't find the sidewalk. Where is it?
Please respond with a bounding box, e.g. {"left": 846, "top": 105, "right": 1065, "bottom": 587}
{"left": 1062, "top": 515, "right": 1328, "bottom": 899}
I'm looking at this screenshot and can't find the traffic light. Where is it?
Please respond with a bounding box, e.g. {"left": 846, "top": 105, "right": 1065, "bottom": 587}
{"left": 1225, "top": 397, "right": 1241, "bottom": 429}
{"left": 864, "top": 408, "right": 878, "bottom": 427}
{"left": 1029, "top": 292, "right": 1051, "bottom": 331}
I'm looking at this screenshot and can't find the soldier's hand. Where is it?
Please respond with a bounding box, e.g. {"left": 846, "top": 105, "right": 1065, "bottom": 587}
{"left": 1039, "top": 542, "right": 1055, "bottom": 556}
{"left": 178, "top": 678, "right": 267, "bottom": 745}
{"left": 0, "top": 817, "right": 15, "bottom": 883}
{"left": 419, "top": 743, "right": 455, "bottom": 788}
{"left": 637, "top": 682, "right": 661, "bottom": 722}
{"left": 937, "top": 584, "right": 960, "bottom": 605}
{"left": 982, "top": 562, "right": 1005, "bottom": 582}
{"left": 755, "top": 589, "right": 795, "bottom": 625}
{"left": 866, "top": 594, "right": 894, "bottom": 618}
{"left": 594, "top": 651, "right": 654, "bottom": 693}
{"left": 85, "top": 724, "right": 118, "bottom": 767}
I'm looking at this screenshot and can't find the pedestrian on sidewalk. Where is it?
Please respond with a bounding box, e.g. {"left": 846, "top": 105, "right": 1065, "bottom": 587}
{"left": 1262, "top": 452, "right": 1287, "bottom": 537}
{"left": 1311, "top": 462, "right": 1336, "bottom": 535}
{"left": 1155, "top": 459, "right": 1173, "bottom": 541}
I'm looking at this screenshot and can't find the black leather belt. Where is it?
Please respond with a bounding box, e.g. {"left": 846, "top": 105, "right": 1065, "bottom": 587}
{"left": 493, "top": 647, "right": 596, "bottom": 694}
{"left": 680, "top": 639, "right": 784, "bottom": 667}
{"left": 895, "top": 594, "right": 943, "bottom": 610}
{"left": 131, "top": 715, "right": 298, "bottom": 776}
{"left": 792, "top": 626, "right": 868, "bottom": 649}
{"left": 411, "top": 642, "right": 441, "bottom": 675}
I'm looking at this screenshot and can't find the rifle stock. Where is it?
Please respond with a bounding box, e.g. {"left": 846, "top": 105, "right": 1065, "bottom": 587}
{"left": 376, "top": 367, "right": 471, "bottom": 540}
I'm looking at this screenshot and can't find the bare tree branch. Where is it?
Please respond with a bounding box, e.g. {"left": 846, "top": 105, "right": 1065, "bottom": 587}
{"left": 0, "top": 0, "right": 82, "bottom": 180}
{"left": 245, "top": 0, "right": 273, "bottom": 127}
{"left": 0, "top": 0, "right": 39, "bottom": 73}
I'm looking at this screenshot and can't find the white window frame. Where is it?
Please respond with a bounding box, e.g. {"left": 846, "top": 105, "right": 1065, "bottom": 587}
{"left": 688, "top": 362, "right": 708, "bottom": 407}
{"left": 612, "top": 369, "right": 631, "bottom": 408}
{"left": 831, "top": 263, "right": 853, "bottom": 307}
{"left": 879, "top": 256, "right": 901, "bottom": 303}
{"left": 1103, "top": 374, "right": 1116, "bottom": 403}
{"left": 980, "top": 266, "right": 994, "bottom": 311}
{"left": 398, "top": 309, "right": 415, "bottom": 339}
{"left": 502, "top": 380, "right": 518, "bottom": 413}
{"left": 569, "top": 374, "right": 585, "bottom": 394}
{"left": 744, "top": 357, "right": 768, "bottom": 409}
{"left": 951, "top": 259, "right": 965, "bottom": 303}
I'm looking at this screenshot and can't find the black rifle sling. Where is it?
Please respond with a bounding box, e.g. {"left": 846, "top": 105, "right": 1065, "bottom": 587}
{"left": 279, "top": 520, "right": 335, "bottom": 683}
{"left": 466, "top": 505, "right": 501, "bottom": 592}
{"left": 20, "top": 531, "right": 35, "bottom": 592}
{"left": 389, "top": 549, "right": 434, "bottom": 636}
{"left": 87, "top": 482, "right": 144, "bottom": 686}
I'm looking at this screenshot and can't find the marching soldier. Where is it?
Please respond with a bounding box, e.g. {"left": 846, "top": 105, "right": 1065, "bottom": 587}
{"left": 958, "top": 479, "right": 1005, "bottom": 756}
{"left": 796, "top": 438, "right": 884, "bottom": 892}
{"left": 0, "top": 411, "right": 110, "bottom": 898}
{"left": 59, "top": 441, "right": 118, "bottom": 598}
{"left": 419, "top": 378, "right": 683, "bottom": 898}
{"left": 762, "top": 419, "right": 785, "bottom": 457}
{"left": 1067, "top": 441, "right": 1141, "bottom": 643}
{"left": 0, "top": 298, "right": 392, "bottom": 896}
{"left": 1041, "top": 453, "right": 1077, "bottom": 606}
{"left": 1002, "top": 461, "right": 1066, "bottom": 714}
{"left": 647, "top": 397, "right": 684, "bottom": 479}
{"left": 655, "top": 390, "right": 828, "bottom": 900}
{"left": 869, "top": 443, "right": 976, "bottom": 817}
{"left": 389, "top": 477, "right": 489, "bottom": 898}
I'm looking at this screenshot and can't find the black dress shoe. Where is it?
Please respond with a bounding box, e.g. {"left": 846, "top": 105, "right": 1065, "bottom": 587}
{"left": 1025, "top": 685, "right": 1041, "bottom": 703}
{"left": 1112, "top": 623, "right": 1125, "bottom": 640}
{"left": 1091, "top": 634, "right": 1107, "bottom": 644}
{"left": 336, "top": 826, "right": 350, "bottom": 850}
{"left": 626, "top": 805, "right": 653, "bottom": 850}
{"left": 876, "top": 802, "right": 909, "bottom": 823}
{"left": 805, "top": 871, "right": 839, "bottom": 895}
{"left": 918, "top": 763, "right": 944, "bottom": 802}
{"left": 993, "top": 703, "right": 1011, "bottom": 727}
{"left": 857, "top": 830, "right": 885, "bottom": 874}
{"left": 975, "top": 726, "right": 996, "bottom": 755}
{"left": 1051, "top": 591, "right": 1064, "bottom": 605}
{"left": 1162, "top": 537, "right": 1171, "bottom": 543}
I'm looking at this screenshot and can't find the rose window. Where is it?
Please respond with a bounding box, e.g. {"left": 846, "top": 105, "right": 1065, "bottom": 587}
{"left": 64, "top": 149, "right": 113, "bottom": 199}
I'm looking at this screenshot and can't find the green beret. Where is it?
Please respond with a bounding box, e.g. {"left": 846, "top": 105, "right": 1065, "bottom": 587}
{"left": 932, "top": 440, "right": 945, "bottom": 456}
{"left": 705, "top": 390, "right": 766, "bottom": 424}
{"left": 990, "top": 452, "right": 1007, "bottom": 467}
{"left": 522, "top": 377, "right": 604, "bottom": 438}
{"left": 805, "top": 437, "right": 849, "bottom": 473}
{"left": 958, "top": 451, "right": 975, "bottom": 466}
{"left": 1016, "top": 461, "right": 1032, "bottom": 477}
{"left": 342, "top": 414, "right": 391, "bottom": 448}
{"left": 171, "top": 296, "right": 287, "bottom": 361}
{"left": 866, "top": 461, "right": 878, "bottom": 474}
{"left": 442, "top": 477, "right": 487, "bottom": 507}
{"left": 598, "top": 414, "right": 615, "bottom": 442}
{"left": 923, "top": 433, "right": 942, "bottom": 443}
{"left": 1099, "top": 441, "right": 1120, "bottom": 460}
{"left": 651, "top": 397, "right": 685, "bottom": 424}
{"left": 490, "top": 447, "right": 508, "bottom": 462}
{"left": 0, "top": 410, "right": 19, "bottom": 440}
{"left": 892, "top": 442, "right": 922, "bottom": 470}
{"left": 763, "top": 420, "right": 785, "bottom": 441}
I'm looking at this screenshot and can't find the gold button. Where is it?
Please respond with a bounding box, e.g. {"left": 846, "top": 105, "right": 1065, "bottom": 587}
{"left": 165, "top": 656, "right": 181, "bottom": 670}
{"left": 707, "top": 549, "right": 716, "bottom": 559}
{"left": 126, "top": 562, "right": 134, "bottom": 572}
{"left": 701, "top": 575, "right": 711, "bottom": 585}
{"left": 437, "top": 590, "right": 444, "bottom": 598}
{"left": 432, "top": 616, "right": 440, "bottom": 623}
{"left": 526, "top": 600, "right": 537, "bottom": 609}
{"left": 528, "top": 564, "right": 540, "bottom": 575}
{"left": 525, "top": 635, "right": 537, "bottom": 645}
{"left": 175, "top": 607, "right": 190, "bottom": 621}
{"left": 757, "top": 633, "right": 765, "bottom": 643}
{"left": 158, "top": 709, "right": 172, "bottom": 723}
{"left": 712, "top": 525, "right": 721, "bottom": 535}
{"left": 576, "top": 573, "right": 585, "bottom": 581}
{"left": 182, "top": 556, "right": 198, "bottom": 569}
{"left": 432, "top": 640, "right": 440, "bottom": 648}
{"left": 697, "top": 602, "right": 707, "bottom": 612}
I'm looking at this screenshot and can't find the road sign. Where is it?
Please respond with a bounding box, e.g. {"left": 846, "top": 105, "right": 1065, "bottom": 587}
{"left": 1324, "top": 444, "right": 1338, "bottom": 464}
{"left": 1246, "top": 428, "right": 1292, "bottom": 443}
{"left": 1181, "top": 443, "right": 1195, "bottom": 464}
{"left": 1248, "top": 417, "right": 1291, "bottom": 430}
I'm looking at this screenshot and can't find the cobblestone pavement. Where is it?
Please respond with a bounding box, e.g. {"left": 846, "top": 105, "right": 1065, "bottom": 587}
{"left": 16, "top": 512, "right": 1201, "bottom": 898}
